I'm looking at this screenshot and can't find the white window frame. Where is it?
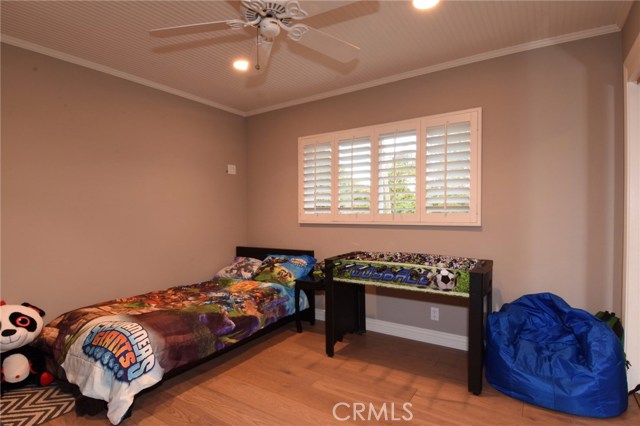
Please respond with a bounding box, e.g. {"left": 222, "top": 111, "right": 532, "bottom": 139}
{"left": 298, "top": 108, "right": 482, "bottom": 226}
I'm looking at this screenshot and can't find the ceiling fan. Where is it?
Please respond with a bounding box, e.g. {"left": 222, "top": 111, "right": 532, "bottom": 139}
{"left": 150, "top": 0, "right": 361, "bottom": 71}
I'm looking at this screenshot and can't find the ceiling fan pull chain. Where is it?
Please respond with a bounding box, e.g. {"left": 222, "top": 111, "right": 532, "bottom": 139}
{"left": 255, "top": 28, "right": 261, "bottom": 71}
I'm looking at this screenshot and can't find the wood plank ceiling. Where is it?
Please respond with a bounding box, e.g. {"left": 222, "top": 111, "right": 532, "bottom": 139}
{"left": 1, "top": 1, "right": 633, "bottom": 116}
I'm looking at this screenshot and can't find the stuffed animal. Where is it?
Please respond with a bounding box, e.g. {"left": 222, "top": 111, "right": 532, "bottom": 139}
{"left": 0, "top": 301, "right": 54, "bottom": 391}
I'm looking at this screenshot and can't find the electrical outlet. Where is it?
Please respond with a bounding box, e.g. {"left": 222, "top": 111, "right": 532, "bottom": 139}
{"left": 430, "top": 307, "right": 439, "bottom": 321}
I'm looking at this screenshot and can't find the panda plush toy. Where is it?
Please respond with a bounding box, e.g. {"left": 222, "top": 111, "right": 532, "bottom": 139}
{"left": 0, "top": 301, "right": 54, "bottom": 392}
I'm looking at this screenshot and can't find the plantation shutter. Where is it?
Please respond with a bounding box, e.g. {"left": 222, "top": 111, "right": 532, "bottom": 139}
{"left": 338, "top": 136, "right": 371, "bottom": 215}
{"left": 425, "top": 119, "right": 472, "bottom": 214}
{"left": 299, "top": 107, "right": 480, "bottom": 225}
{"left": 302, "top": 141, "right": 333, "bottom": 216}
{"left": 377, "top": 129, "right": 418, "bottom": 216}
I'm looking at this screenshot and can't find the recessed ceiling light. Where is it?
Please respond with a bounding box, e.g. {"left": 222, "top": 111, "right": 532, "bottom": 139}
{"left": 233, "top": 59, "right": 250, "bottom": 72}
{"left": 413, "top": 0, "right": 440, "bottom": 10}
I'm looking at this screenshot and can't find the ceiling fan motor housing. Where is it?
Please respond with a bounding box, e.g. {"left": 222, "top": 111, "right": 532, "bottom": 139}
{"left": 244, "top": 1, "right": 287, "bottom": 21}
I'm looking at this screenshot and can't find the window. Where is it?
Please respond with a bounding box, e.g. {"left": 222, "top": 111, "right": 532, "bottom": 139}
{"left": 298, "top": 108, "right": 481, "bottom": 226}
{"left": 302, "top": 141, "right": 332, "bottom": 215}
{"left": 376, "top": 121, "right": 419, "bottom": 223}
{"left": 337, "top": 132, "right": 372, "bottom": 219}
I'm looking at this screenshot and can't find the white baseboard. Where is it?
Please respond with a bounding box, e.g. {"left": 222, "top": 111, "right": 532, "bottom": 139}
{"left": 314, "top": 309, "right": 468, "bottom": 351}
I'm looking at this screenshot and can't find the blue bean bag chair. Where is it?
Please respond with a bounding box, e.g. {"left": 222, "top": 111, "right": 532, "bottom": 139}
{"left": 486, "top": 293, "right": 627, "bottom": 418}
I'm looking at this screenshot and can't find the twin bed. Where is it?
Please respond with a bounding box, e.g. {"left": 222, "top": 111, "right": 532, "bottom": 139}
{"left": 34, "top": 246, "right": 315, "bottom": 425}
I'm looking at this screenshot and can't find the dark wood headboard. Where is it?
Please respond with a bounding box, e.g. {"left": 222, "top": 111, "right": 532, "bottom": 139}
{"left": 236, "top": 246, "right": 315, "bottom": 260}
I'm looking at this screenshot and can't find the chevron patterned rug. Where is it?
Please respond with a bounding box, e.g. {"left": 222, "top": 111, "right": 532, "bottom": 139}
{"left": 0, "top": 383, "right": 75, "bottom": 426}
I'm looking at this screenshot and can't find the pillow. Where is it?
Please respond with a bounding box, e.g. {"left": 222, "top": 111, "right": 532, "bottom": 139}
{"left": 214, "top": 256, "right": 263, "bottom": 280}
{"left": 254, "top": 254, "right": 317, "bottom": 282}
{"left": 253, "top": 264, "right": 296, "bottom": 285}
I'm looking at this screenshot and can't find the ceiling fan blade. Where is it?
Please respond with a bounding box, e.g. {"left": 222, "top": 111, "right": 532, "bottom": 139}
{"left": 300, "top": 1, "right": 358, "bottom": 18}
{"left": 288, "top": 24, "right": 359, "bottom": 63}
{"left": 150, "top": 19, "right": 244, "bottom": 38}
{"left": 251, "top": 37, "right": 274, "bottom": 71}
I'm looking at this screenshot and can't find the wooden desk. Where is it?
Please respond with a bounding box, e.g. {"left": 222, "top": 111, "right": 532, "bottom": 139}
{"left": 324, "top": 252, "right": 493, "bottom": 395}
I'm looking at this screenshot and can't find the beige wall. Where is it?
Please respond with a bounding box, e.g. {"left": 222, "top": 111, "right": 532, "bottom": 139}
{"left": 246, "top": 33, "right": 624, "bottom": 335}
{"left": 0, "top": 32, "right": 626, "bottom": 337}
{"left": 1, "top": 44, "right": 247, "bottom": 320}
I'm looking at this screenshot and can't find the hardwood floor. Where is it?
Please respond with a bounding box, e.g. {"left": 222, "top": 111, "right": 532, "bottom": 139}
{"left": 48, "top": 322, "right": 640, "bottom": 425}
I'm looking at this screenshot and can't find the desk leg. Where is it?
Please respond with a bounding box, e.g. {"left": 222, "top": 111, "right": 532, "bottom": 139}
{"left": 356, "top": 284, "right": 366, "bottom": 334}
{"left": 308, "top": 289, "right": 316, "bottom": 325}
{"left": 468, "top": 278, "right": 484, "bottom": 395}
{"left": 325, "top": 276, "right": 335, "bottom": 357}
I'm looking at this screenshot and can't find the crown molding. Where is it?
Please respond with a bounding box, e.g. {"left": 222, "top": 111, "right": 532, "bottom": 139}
{"left": 2, "top": 24, "right": 620, "bottom": 118}
{"left": 0, "top": 35, "right": 247, "bottom": 117}
{"left": 245, "top": 24, "right": 621, "bottom": 116}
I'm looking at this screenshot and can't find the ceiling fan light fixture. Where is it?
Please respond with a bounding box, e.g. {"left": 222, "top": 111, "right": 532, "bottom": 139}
{"left": 233, "top": 59, "right": 250, "bottom": 72}
{"left": 413, "top": 0, "right": 440, "bottom": 10}
{"left": 259, "top": 18, "right": 281, "bottom": 38}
